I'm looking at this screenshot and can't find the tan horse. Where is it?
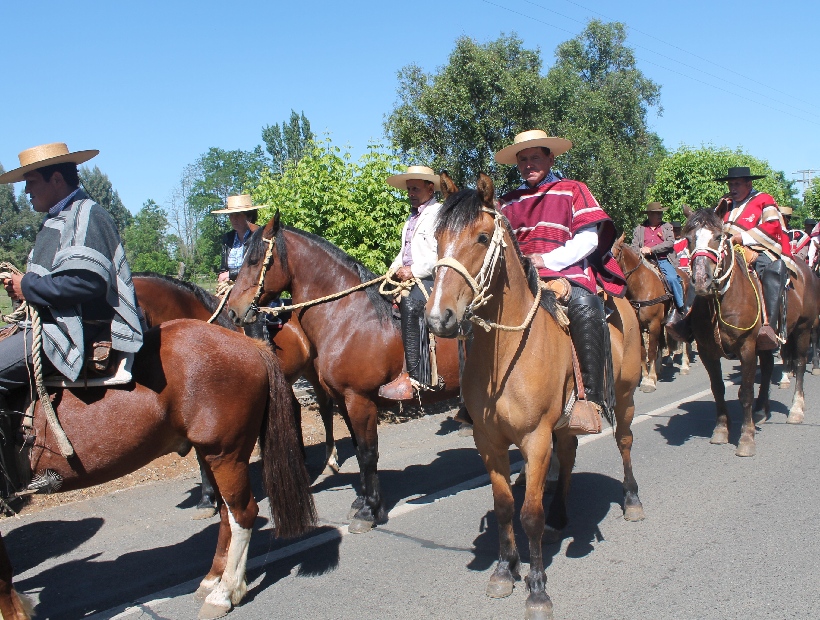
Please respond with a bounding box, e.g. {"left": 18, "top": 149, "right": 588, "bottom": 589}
{"left": 426, "top": 175, "right": 642, "bottom": 620}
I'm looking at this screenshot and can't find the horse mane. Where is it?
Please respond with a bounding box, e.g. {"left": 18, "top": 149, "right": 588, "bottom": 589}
{"left": 682, "top": 208, "right": 722, "bottom": 235}
{"left": 435, "top": 188, "right": 561, "bottom": 321}
{"left": 132, "top": 272, "right": 236, "bottom": 330}
{"left": 245, "top": 223, "right": 394, "bottom": 325}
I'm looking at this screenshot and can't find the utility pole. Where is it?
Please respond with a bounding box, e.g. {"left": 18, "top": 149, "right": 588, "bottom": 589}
{"left": 794, "top": 169, "right": 819, "bottom": 193}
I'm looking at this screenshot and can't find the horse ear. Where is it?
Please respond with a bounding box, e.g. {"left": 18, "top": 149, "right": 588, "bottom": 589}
{"left": 439, "top": 170, "right": 458, "bottom": 200}
{"left": 616, "top": 232, "right": 625, "bottom": 246}
{"left": 271, "top": 209, "right": 281, "bottom": 235}
{"left": 682, "top": 204, "right": 693, "bottom": 219}
{"left": 476, "top": 173, "right": 495, "bottom": 208}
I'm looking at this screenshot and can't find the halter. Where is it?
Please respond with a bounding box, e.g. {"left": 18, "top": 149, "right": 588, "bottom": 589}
{"left": 244, "top": 235, "right": 277, "bottom": 319}
{"left": 691, "top": 232, "right": 733, "bottom": 295}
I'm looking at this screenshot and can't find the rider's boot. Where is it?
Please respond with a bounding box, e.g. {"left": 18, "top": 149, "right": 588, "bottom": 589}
{"left": 666, "top": 283, "right": 696, "bottom": 343}
{"left": 193, "top": 453, "right": 218, "bottom": 519}
{"left": 378, "top": 295, "right": 428, "bottom": 401}
{"left": 566, "top": 293, "right": 614, "bottom": 435}
{"left": 757, "top": 259, "right": 787, "bottom": 351}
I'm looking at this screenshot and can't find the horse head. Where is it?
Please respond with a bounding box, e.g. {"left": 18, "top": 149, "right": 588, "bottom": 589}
{"left": 227, "top": 210, "right": 290, "bottom": 326}
{"left": 427, "top": 173, "right": 500, "bottom": 337}
{"left": 683, "top": 208, "right": 727, "bottom": 296}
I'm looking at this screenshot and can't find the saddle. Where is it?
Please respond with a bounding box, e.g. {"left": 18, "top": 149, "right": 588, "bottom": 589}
{"left": 44, "top": 343, "right": 134, "bottom": 388}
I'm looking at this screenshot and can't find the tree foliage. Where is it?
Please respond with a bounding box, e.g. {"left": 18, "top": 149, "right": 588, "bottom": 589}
{"left": 795, "top": 177, "right": 820, "bottom": 229}
{"left": 262, "top": 110, "right": 314, "bottom": 174}
{"left": 79, "top": 165, "right": 133, "bottom": 233}
{"left": 648, "top": 145, "right": 798, "bottom": 225}
{"left": 0, "top": 165, "right": 40, "bottom": 268}
{"left": 122, "top": 199, "right": 177, "bottom": 274}
{"left": 253, "top": 138, "right": 408, "bottom": 273}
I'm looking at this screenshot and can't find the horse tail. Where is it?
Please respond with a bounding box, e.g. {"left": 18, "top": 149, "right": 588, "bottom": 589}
{"left": 254, "top": 341, "right": 317, "bottom": 538}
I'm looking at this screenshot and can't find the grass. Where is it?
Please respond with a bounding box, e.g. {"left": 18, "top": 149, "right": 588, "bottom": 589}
{"left": 0, "top": 291, "right": 10, "bottom": 327}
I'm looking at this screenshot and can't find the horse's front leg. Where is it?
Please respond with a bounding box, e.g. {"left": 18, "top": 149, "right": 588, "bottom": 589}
{"left": 473, "top": 429, "right": 520, "bottom": 600}
{"left": 754, "top": 350, "right": 774, "bottom": 423}
{"left": 638, "top": 328, "right": 651, "bottom": 391}
{"left": 345, "top": 393, "right": 385, "bottom": 533}
{"left": 545, "top": 430, "right": 577, "bottom": 542}
{"left": 701, "top": 354, "right": 730, "bottom": 444}
{"left": 640, "top": 321, "right": 660, "bottom": 392}
{"left": 737, "top": 343, "right": 759, "bottom": 457}
{"left": 614, "top": 393, "right": 645, "bottom": 521}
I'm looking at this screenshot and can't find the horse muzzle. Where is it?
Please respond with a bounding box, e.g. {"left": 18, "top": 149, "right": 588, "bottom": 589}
{"left": 228, "top": 305, "right": 259, "bottom": 326}
{"left": 426, "top": 306, "right": 459, "bottom": 338}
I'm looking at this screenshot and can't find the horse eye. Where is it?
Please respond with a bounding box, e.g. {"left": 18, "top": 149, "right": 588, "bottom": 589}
{"left": 478, "top": 232, "right": 489, "bottom": 244}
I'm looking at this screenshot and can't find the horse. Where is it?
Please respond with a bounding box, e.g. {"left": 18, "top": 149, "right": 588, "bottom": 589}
{"left": 0, "top": 319, "right": 315, "bottom": 619}
{"left": 683, "top": 209, "right": 820, "bottom": 457}
{"left": 425, "top": 175, "right": 643, "bottom": 620}
{"left": 226, "top": 212, "right": 462, "bottom": 533}
{"left": 611, "top": 237, "right": 691, "bottom": 390}
{"left": 133, "top": 273, "right": 344, "bottom": 475}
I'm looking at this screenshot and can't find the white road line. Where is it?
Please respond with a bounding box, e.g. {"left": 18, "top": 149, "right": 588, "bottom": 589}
{"left": 95, "top": 384, "right": 721, "bottom": 619}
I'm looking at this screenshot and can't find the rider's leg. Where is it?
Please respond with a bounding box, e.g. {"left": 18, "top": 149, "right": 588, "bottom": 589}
{"left": 658, "top": 259, "right": 685, "bottom": 310}
{"left": 0, "top": 330, "right": 32, "bottom": 497}
{"left": 757, "top": 257, "right": 787, "bottom": 348}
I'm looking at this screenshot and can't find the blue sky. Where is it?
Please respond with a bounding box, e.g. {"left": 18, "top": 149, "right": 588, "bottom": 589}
{"left": 1, "top": 0, "right": 817, "bottom": 214}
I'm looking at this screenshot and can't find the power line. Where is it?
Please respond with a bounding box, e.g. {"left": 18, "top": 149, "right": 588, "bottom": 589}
{"left": 793, "top": 170, "right": 819, "bottom": 193}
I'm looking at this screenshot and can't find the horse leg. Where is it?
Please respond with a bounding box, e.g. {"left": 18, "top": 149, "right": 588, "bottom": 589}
{"left": 346, "top": 394, "right": 385, "bottom": 533}
{"left": 736, "top": 345, "right": 759, "bottom": 457}
{"left": 639, "top": 329, "right": 650, "bottom": 390}
{"left": 640, "top": 326, "right": 658, "bottom": 392}
{"left": 194, "top": 452, "right": 219, "bottom": 520}
{"left": 519, "top": 432, "right": 555, "bottom": 620}
{"left": 196, "top": 503, "right": 231, "bottom": 600}
{"left": 754, "top": 350, "right": 774, "bottom": 425}
{"left": 680, "top": 339, "right": 691, "bottom": 374}
{"left": 316, "top": 389, "right": 340, "bottom": 474}
{"left": 0, "top": 534, "right": 33, "bottom": 620}
{"left": 473, "top": 429, "right": 520, "bottom": 600}
{"left": 615, "top": 394, "right": 645, "bottom": 521}
{"left": 702, "top": 355, "right": 730, "bottom": 444}
{"left": 812, "top": 325, "right": 820, "bottom": 375}
{"left": 544, "top": 430, "right": 577, "bottom": 543}
{"left": 200, "top": 459, "right": 259, "bottom": 619}
{"left": 787, "top": 329, "right": 811, "bottom": 424}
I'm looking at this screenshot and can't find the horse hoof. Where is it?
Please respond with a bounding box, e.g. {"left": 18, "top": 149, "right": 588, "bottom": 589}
{"left": 623, "top": 503, "right": 646, "bottom": 522}
{"left": 457, "top": 423, "right": 473, "bottom": 437}
{"left": 195, "top": 586, "right": 213, "bottom": 601}
{"left": 681, "top": 367, "right": 690, "bottom": 375}
{"left": 524, "top": 596, "right": 554, "bottom": 620}
{"left": 812, "top": 367, "right": 820, "bottom": 376}
{"left": 543, "top": 525, "right": 563, "bottom": 544}
{"left": 348, "top": 518, "right": 375, "bottom": 534}
{"left": 486, "top": 577, "right": 515, "bottom": 599}
{"left": 735, "top": 440, "right": 756, "bottom": 457}
{"left": 787, "top": 411, "right": 805, "bottom": 424}
{"left": 710, "top": 428, "right": 729, "bottom": 445}
{"left": 779, "top": 381, "right": 790, "bottom": 390}
{"left": 192, "top": 506, "right": 218, "bottom": 520}
{"left": 198, "top": 601, "right": 231, "bottom": 620}
{"left": 639, "top": 382, "right": 656, "bottom": 393}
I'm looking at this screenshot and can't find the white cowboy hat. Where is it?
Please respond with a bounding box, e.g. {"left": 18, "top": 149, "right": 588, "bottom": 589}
{"left": 386, "top": 165, "right": 441, "bottom": 191}
{"left": 0, "top": 142, "right": 99, "bottom": 184}
{"left": 211, "top": 194, "right": 266, "bottom": 214}
{"left": 494, "top": 129, "right": 573, "bottom": 165}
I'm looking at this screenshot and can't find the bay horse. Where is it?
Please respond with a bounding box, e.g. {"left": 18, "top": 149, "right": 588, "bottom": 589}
{"left": 425, "top": 175, "right": 643, "bottom": 620}
{"left": 133, "top": 273, "right": 343, "bottom": 475}
{"left": 611, "top": 238, "right": 691, "bottom": 390}
{"left": 0, "top": 319, "right": 315, "bottom": 619}
{"left": 226, "top": 213, "right": 461, "bottom": 533}
{"left": 683, "top": 209, "right": 820, "bottom": 457}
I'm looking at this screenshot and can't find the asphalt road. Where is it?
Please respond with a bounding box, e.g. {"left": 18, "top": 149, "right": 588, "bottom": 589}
{"left": 4, "top": 355, "right": 820, "bottom": 620}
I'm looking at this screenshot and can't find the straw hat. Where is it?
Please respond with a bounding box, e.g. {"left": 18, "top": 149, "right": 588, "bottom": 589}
{"left": 386, "top": 166, "right": 441, "bottom": 191}
{"left": 211, "top": 194, "right": 266, "bottom": 214}
{"left": 0, "top": 142, "right": 99, "bottom": 184}
{"left": 644, "top": 202, "right": 668, "bottom": 213}
{"left": 494, "top": 130, "right": 573, "bottom": 165}
{"left": 779, "top": 205, "right": 793, "bottom": 216}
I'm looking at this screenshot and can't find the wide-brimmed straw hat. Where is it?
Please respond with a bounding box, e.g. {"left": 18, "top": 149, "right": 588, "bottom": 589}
{"left": 644, "top": 201, "right": 668, "bottom": 213}
{"left": 0, "top": 142, "right": 99, "bottom": 184}
{"left": 211, "top": 194, "right": 266, "bottom": 214}
{"left": 779, "top": 205, "right": 793, "bottom": 216}
{"left": 494, "top": 130, "right": 573, "bottom": 165}
{"left": 713, "top": 166, "right": 765, "bottom": 182}
{"left": 386, "top": 166, "right": 441, "bottom": 191}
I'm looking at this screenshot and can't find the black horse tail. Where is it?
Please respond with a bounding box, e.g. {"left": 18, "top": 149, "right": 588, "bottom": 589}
{"left": 255, "top": 342, "right": 317, "bottom": 538}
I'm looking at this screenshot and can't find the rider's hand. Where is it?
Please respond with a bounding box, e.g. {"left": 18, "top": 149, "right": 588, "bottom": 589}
{"left": 640, "top": 246, "right": 652, "bottom": 255}
{"left": 527, "top": 254, "right": 546, "bottom": 270}
{"left": 217, "top": 271, "right": 229, "bottom": 283}
{"left": 730, "top": 234, "right": 743, "bottom": 246}
{"left": 2, "top": 273, "right": 25, "bottom": 301}
{"left": 395, "top": 266, "right": 414, "bottom": 281}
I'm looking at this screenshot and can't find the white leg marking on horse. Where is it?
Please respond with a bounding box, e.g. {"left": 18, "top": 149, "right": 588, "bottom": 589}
{"left": 204, "top": 503, "right": 252, "bottom": 611}
{"left": 199, "top": 575, "right": 221, "bottom": 591}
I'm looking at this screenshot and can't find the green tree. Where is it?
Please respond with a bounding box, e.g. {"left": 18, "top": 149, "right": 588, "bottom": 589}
{"left": 544, "top": 20, "right": 665, "bottom": 234}
{"left": 648, "top": 145, "right": 798, "bottom": 226}
{"left": 795, "top": 177, "right": 820, "bottom": 229}
{"left": 122, "top": 199, "right": 177, "bottom": 274}
{"left": 385, "top": 33, "right": 552, "bottom": 191}
{"left": 0, "top": 165, "right": 40, "bottom": 268}
{"left": 79, "top": 165, "right": 133, "bottom": 232}
{"left": 262, "top": 110, "right": 314, "bottom": 174}
{"left": 253, "top": 138, "right": 408, "bottom": 273}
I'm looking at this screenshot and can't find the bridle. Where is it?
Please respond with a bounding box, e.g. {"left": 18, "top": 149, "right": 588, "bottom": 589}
{"left": 690, "top": 231, "right": 734, "bottom": 295}
{"left": 241, "top": 234, "right": 277, "bottom": 323}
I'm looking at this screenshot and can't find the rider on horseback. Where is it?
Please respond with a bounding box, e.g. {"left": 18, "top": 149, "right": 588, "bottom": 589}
{"left": 494, "top": 130, "right": 627, "bottom": 433}
{"left": 378, "top": 166, "right": 442, "bottom": 401}
{"left": 630, "top": 202, "right": 687, "bottom": 323}
{"left": 714, "top": 166, "right": 795, "bottom": 350}
{"left": 0, "top": 143, "right": 143, "bottom": 494}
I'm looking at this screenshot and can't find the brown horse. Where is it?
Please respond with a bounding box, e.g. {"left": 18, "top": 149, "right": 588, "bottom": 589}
{"left": 425, "top": 176, "right": 643, "bottom": 620}
{"left": 226, "top": 213, "right": 462, "bottom": 533}
{"left": 133, "top": 273, "right": 344, "bottom": 474}
{"left": 0, "top": 320, "right": 315, "bottom": 619}
{"left": 611, "top": 238, "right": 691, "bottom": 390}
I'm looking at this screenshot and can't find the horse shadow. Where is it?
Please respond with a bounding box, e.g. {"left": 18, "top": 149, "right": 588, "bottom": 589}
{"left": 467, "top": 472, "right": 625, "bottom": 572}
{"left": 15, "top": 515, "right": 341, "bottom": 619}
{"left": 3, "top": 518, "right": 104, "bottom": 574}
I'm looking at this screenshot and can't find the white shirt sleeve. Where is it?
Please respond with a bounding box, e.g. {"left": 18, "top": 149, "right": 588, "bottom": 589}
{"left": 809, "top": 240, "right": 818, "bottom": 267}
{"left": 740, "top": 230, "right": 756, "bottom": 246}
{"left": 541, "top": 225, "right": 599, "bottom": 272}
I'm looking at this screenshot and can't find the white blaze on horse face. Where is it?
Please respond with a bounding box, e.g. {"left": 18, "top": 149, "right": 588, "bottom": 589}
{"left": 694, "top": 228, "right": 714, "bottom": 253}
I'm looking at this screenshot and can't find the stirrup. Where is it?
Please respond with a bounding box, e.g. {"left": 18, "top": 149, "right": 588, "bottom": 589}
{"left": 756, "top": 325, "right": 781, "bottom": 351}
{"left": 378, "top": 372, "right": 416, "bottom": 401}
{"left": 567, "top": 399, "right": 602, "bottom": 435}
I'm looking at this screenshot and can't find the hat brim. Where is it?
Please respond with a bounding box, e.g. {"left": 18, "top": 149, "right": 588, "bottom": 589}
{"left": 386, "top": 173, "right": 441, "bottom": 191}
{"left": 713, "top": 174, "right": 765, "bottom": 182}
{"left": 495, "top": 137, "right": 572, "bottom": 165}
{"left": 0, "top": 150, "right": 99, "bottom": 184}
{"left": 644, "top": 207, "right": 669, "bottom": 213}
{"left": 211, "top": 204, "right": 266, "bottom": 214}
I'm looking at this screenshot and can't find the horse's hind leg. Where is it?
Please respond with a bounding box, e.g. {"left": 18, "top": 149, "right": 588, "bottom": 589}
{"left": 346, "top": 394, "right": 385, "bottom": 533}
{"left": 787, "top": 328, "right": 811, "bottom": 424}
{"left": 545, "top": 430, "right": 577, "bottom": 542}
{"left": 200, "top": 459, "right": 259, "bottom": 619}
{"left": 316, "top": 389, "right": 339, "bottom": 474}
{"left": 754, "top": 350, "right": 774, "bottom": 424}
{"left": 194, "top": 453, "right": 219, "bottom": 520}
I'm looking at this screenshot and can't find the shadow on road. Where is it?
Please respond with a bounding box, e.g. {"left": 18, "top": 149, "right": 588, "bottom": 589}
{"left": 4, "top": 518, "right": 104, "bottom": 574}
